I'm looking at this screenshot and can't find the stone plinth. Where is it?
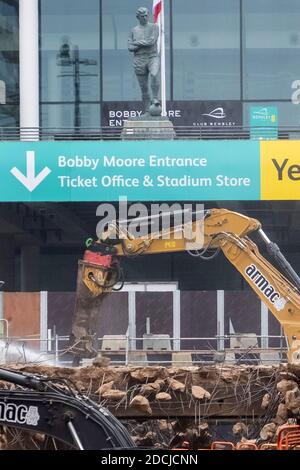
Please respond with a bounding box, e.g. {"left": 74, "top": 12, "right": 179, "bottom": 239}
{"left": 121, "top": 118, "right": 175, "bottom": 140}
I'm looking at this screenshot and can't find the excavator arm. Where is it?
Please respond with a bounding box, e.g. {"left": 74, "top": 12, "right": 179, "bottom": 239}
{"left": 69, "top": 208, "right": 300, "bottom": 364}
{"left": 215, "top": 232, "right": 300, "bottom": 364}
{"left": 0, "top": 367, "right": 134, "bottom": 449}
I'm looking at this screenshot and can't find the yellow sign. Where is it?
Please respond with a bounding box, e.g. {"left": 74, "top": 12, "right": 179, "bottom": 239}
{"left": 261, "top": 141, "right": 300, "bottom": 200}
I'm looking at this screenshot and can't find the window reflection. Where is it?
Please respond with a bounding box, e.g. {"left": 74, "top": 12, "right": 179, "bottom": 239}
{"left": 173, "top": 0, "right": 240, "bottom": 100}
{"left": 40, "top": 0, "right": 100, "bottom": 106}
{"left": 0, "top": 0, "right": 19, "bottom": 125}
{"left": 35, "top": 0, "right": 300, "bottom": 129}
{"left": 56, "top": 37, "right": 98, "bottom": 130}
{"left": 41, "top": 103, "right": 100, "bottom": 129}
{"left": 243, "top": 0, "right": 300, "bottom": 100}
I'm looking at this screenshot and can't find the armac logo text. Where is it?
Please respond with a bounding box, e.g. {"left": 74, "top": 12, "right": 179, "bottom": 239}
{"left": 0, "top": 402, "right": 40, "bottom": 426}
{"left": 245, "top": 264, "right": 286, "bottom": 311}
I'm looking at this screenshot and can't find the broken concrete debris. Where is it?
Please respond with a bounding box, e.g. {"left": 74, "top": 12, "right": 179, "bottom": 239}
{"left": 0, "top": 364, "right": 300, "bottom": 449}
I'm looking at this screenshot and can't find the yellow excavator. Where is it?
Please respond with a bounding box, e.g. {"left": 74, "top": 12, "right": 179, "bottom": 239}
{"left": 69, "top": 208, "right": 300, "bottom": 365}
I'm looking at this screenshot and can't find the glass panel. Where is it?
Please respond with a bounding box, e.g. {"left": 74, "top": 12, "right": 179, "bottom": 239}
{"left": 102, "top": 0, "right": 170, "bottom": 101}
{"left": 0, "top": 104, "right": 19, "bottom": 127}
{"left": 0, "top": 0, "right": 19, "bottom": 115}
{"left": 243, "top": 0, "right": 300, "bottom": 99}
{"left": 41, "top": 103, "right": 100, "bottom": 129}
{"left": 40, "top": 0, "right": 100, "bottom": 103}
{"left": 180, "top": 291, "right": 217, "bottom": 351}
{"left": 173, "top": 0, "right": 240, "bottom": 100}
{"left": 136, "top": 292, "right": 173, "bottom": 350}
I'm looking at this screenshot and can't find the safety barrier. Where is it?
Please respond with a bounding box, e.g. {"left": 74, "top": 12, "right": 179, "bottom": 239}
{"left": 172, "top": 426, "right": 300, "bottom": 451}
{"left": 277, "top": 425, "right": 300, "bottom": 450}
{"left": 0, "top": 332, "right": 287, "bottom": 366}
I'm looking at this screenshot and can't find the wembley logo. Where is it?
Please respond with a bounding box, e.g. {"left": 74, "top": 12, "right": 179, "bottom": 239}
{"left": 202, "top": 107, "right": 226, "bottom": 119}
{"left": 0, "top": 402, "right": 40, "bottom": 426}
{"left": 252, "top": 107, "right": 276, "bottom": 122}
{"left": 245, "top": 264, "right": 287, "bottom": 312}
{"left": 253, "top": 107, "right": 269, "bottom": 117}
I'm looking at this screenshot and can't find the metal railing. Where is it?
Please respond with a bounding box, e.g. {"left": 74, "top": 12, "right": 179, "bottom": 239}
{"left": 0, "top": 333, "right": 288, "bottom": 367}
{"left": 0, "top": 126, "right": 299, "bottom": 141}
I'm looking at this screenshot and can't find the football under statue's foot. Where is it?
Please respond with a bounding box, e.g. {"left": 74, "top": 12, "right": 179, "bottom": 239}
{"left": 149, "top": 99, "right": 162, "bottom": 116}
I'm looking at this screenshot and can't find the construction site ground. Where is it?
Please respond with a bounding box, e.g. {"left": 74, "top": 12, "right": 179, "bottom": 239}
{"left": 1, "top": 363, "right": 300, "bottom": 449}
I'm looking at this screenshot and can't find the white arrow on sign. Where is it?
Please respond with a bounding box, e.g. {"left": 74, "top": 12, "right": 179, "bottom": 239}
{"left": 11, "top": 151, "right": 51, "bottom": 192}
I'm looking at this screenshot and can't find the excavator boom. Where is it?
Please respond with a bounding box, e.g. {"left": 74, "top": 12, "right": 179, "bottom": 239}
{"left": 217, "top": 232, "right": 300, "bottom": 363}
{"left": 70, "top": 207, "right": 300, "bottom": 364}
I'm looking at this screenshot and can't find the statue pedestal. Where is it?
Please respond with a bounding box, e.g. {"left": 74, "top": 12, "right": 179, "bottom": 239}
{"left": 121, "top": 117, "right": 175, "bottom": 140}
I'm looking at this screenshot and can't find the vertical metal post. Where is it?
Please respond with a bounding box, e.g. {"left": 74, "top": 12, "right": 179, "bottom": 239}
{"left": 146, "top": 317, "right": 151, "bottom": 334}
{"left": 0, "top": 293, "right": 7, "bottom": 338}
{"left": 128, "top": 291, "right": 136, "bottom": 350}
{"left": 55, "top": 334, "right": 59, "bottom": 365}
{"left": 125, "top": 328, "right": 129, "bottom": 366}
{"left": 217, "top": 290, "right": 225, "bottom": 351}
{"left": 40, "top": 291, "right": 48, "bottom": 353}
{"left": 0, "top": 291, "right": 3, "bottom": 336}
{"left": 159, "top": 0, "right": 167, "bottom": 116}
{"left": 73, "top": 46, "right": 81, "bottom": 130}
{"left": 261, "top": 301, "right": 269, "bottom": 349}
{"left": 173, "top": 290, "right": 180, "bottom": 351}
{"left": 0, "top": 291, "right": 3, "bottom": 322}
{"left": 0, "top": 80, "right": 5, "bottom": 104}
{"left": 19, "top": 0, "right": 39, "bottom": 140}
{"left": 0, "top": 319, "right": 8, "bottom": 338}
{"left": 47, "top": 329, "right": 52, "bottom": 352}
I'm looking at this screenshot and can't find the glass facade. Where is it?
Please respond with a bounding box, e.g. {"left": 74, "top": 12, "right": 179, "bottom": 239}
{"left": 1, "top": 1, "right": 300, "bottom": 129}
{"left": 243, "top": 0, "right": 300, "bottom": 100}
{"left": 173, "top": 0, "right": 240, "bottom": 100}
{"left": 0, "top": 0, "right": 19, "bottom": 127}
{"left": 40, "top": 0, "right": 100, "bottom": 128}
{"left": 36, "top": 0, "right": 300, "bottom": 129}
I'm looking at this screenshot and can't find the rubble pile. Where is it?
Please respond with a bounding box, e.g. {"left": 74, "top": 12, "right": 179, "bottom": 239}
{"left": 11, "top": 363, "right": 278, "bottom": 418}
{"left": 257, "top": 368, "right": 300, "bottom": 445}
{"left": 0, "top": 363, "right": 300, "bottom": 448}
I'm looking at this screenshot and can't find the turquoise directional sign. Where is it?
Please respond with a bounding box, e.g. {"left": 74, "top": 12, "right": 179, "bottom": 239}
{"left": 0, "top": 140, "right": 260, "bottom": 201}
